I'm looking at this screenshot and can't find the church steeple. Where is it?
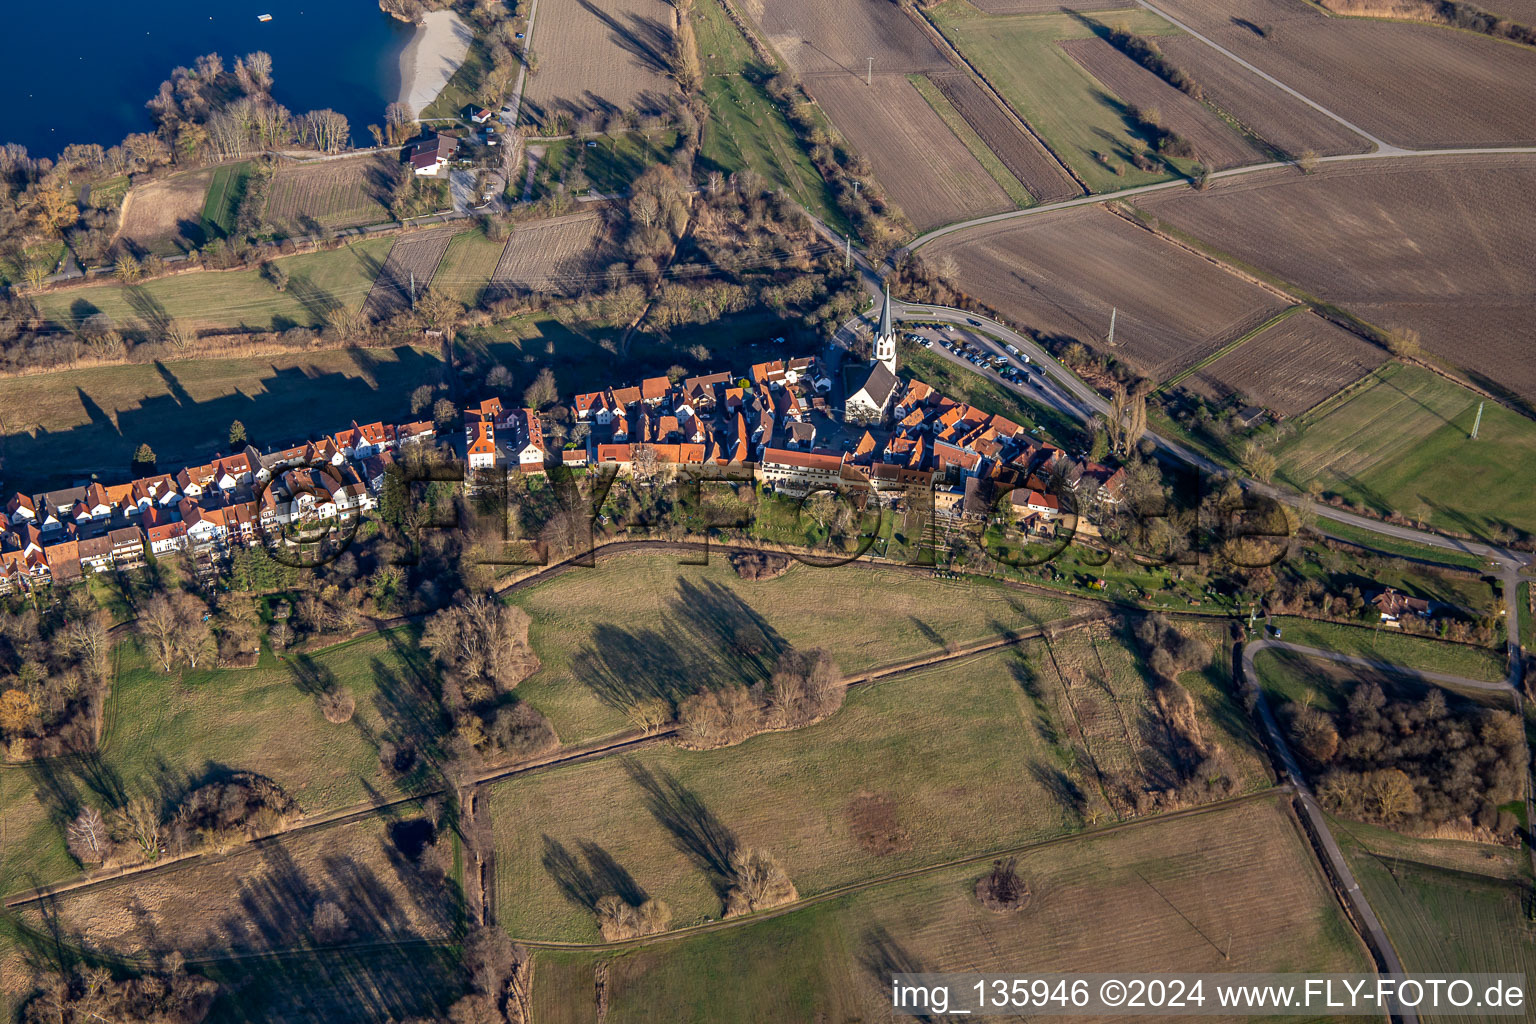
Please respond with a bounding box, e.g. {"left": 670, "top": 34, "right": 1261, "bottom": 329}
{"left": 874, "top": 279, "right": 897, "bottom": 374}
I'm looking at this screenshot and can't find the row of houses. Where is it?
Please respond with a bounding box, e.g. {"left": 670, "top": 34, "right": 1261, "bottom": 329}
{"left": 0, "top": 418, "right": 438, "bottom": 594}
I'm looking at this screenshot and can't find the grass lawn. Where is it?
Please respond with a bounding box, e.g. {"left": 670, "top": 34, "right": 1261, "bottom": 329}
{"left": 927, "top": 3, "right": 1186, "bottom": 193}
{"left": 507, "top": 549, "right": 1082, "bottom": 745}
{"left": 897, "top": 338, "right": 1085, "bottom": 447}
{"left": 530, "top": 131, "right": 680, "bottom": 199}
{"left": 692, "top": 0, "right": 843, "bottom": 227}
{"left": 908, "top": 73, "right": 1032, "bottom": 207}
{"left": 496, "top": 641, "right": 1142, "bottom": 941}
{"left": 0, "top": 631, "right": 436, "bottom": 899}
{"left": 529, "top": 795, "right": 1369, "bottom": 1023}
{"left": 1275, "top": 363, "right": 1536, "bottom": 541}
{"left": 0, "top": 343, "right": 445, "bottom": 493}
{"left": 199, "top": 942, "right": 464, "bottom": 1024}
{"left": 431, "top": 226, "right": 506, "bottom": 305}
{"left": 35, "top": 236, "right": 394, "bottom": 334}
{"left": 200, "top": 162, "right": 253, "bottom": 239}
{"left": 1333, "top": 822, "right": 1535, "bottom": 992}
{"left": 1267, "top": 616, "right": 1508, "bottom": 684}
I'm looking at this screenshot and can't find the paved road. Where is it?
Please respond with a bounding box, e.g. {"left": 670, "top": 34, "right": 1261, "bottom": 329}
{"left": 1243, "top": 639, "right": 1425, "bottom": 1024}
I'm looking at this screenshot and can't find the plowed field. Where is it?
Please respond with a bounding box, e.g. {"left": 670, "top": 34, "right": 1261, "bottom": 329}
{"left": 362, "top": 226, "right": 457, "bottom": 320}
{"left": 521, "top": 0, "right": 676, "bottom": 125}
{"left": 928, "top": 206, "right": 1288, "bottom": 379}
{"left": 1138, "top": 155, "right": 1536, "bottom": 402}
{"left": 489, "top": 211, "right": 608, "bottom": 297}
{"left": 1148, "top": 0, "right": 1536, "bottom": 147}
{"left": 1061, "top": 36, "right": 1262, "bottom": 169}
{"left": 1187, "top": 311, "right": 1386, "bottom": 416}
{"left": 929, "top": 71, "right": 1081, "bottom": 202}
{"left": 810, "top": 74, "right": 1015, "bottom": 230}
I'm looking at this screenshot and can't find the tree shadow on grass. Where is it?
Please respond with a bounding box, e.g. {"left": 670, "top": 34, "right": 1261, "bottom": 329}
{"left": 540, "top": 835, "right": 649, "bottom": 911}
{"left": 625, "top": 759, "right": 737, "bottom": 895}
{"left": 572, "top": 578, "right": 788, "bottom": 712}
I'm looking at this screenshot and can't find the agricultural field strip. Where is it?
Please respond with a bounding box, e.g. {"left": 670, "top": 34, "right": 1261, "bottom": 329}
{"left": 1160, "top": 304, "right": 1302, "bottom": 389}
{"left": 928, "top": 71, "right": 1081, "bottom": 203}
{"left": 510, "top": 787, "right": 1291, "bottom": 950}
{"left": 908, "top": 74, "right": 1032, "bottom": 206}
{"left": 1129, "top": 0, "right": 1392, "bottom": 150}
{"left": 906, "top": 145, "right": 1536, "bottom": 252}
{"left": 2, "top": 607, "right": 1107, "bottom": 911}
{"left": 1257, "top": 641, "right": 1514, "bottom": 695}
{"left": 362, "top": 228, "right": 458, "bottom": 319}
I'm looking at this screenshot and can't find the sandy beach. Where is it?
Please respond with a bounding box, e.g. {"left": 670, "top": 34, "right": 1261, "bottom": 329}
{"left": 397, "top": 9, "right": 474, "bottom": 117}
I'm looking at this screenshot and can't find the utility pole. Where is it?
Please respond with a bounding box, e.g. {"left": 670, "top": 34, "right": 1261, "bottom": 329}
{"left": 1471, "top": 401, "right": 1484, "bottom": 440}
{"left": 867, "top": 57, "right": 873, "bottom": 86}
{"left": 410, "top": 270, "right": 417, "bottom": 309}
{"left": 844, "top": 234, "right": 851, "bottom": 267}
{"left": 1107, "top": 306, "right": 1117, "bottom": 347}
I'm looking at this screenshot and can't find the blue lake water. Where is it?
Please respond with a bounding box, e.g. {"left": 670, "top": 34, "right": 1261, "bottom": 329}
{"left": 0, "top": 0, "right": 413, "bottom": 156}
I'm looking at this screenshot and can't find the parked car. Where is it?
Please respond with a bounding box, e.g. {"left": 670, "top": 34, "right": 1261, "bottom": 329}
{"left": 967, "top": 318, "right": 982, "bottom": 327}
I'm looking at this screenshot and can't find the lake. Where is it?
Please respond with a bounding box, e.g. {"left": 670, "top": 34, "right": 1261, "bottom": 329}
{"left": 0, "top": 0, "right": 414, "bottom": 157}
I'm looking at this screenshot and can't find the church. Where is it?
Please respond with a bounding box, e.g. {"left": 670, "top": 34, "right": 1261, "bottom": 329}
{"left": 844, "top": 281, "right": 901, "bottom": 424}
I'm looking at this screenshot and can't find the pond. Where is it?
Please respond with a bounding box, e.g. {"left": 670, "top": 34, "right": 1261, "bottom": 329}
{"left": 0, "top": 0, "right": 414, "bottom": 156}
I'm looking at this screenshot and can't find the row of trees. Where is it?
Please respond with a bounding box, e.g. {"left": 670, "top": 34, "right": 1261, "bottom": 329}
{"left": 67, "top": 772, "right": 298, "bottom": 867}
{"left": 675, "top": 648, "right": 843, "bottom": 748}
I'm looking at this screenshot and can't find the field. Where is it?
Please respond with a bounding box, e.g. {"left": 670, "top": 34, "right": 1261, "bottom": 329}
{"left": 1148, "top": 0, "right": 1536, "bottom": 148}
{"left": 115, "top": 168, "right": 217, "bottom": 257}
{"left": 528, "top": 795, "right": 1371, "bottom": 1023}
{"left": 1020, "top": 621, "right": 1273, "bottom": 819}
{"left": 0, "top": 630, "right": 442, "bottom": 904}
{"left": 493, "top": 627, "right": 1271, "bottom": 942}
{"left": 362, "top": 226, "right": 458, "bottom": 319}
{"left": 692, "top": 0, "right": 839, "bottom": 224}
{"left": 908, "top": 74, "right": 1032, "bottom": 207}
{"left": 200, "top": 163, "right": 253, "bottom": 240}
{"left": 928, "top": 4, "right": 1189, "bottom": 192}
{"left": 265, "top": 156, "right": 396, "bottom": 238}
{"left": 35, "top": 235, "right": 393, "bottom": 335}
{"left": 1336, "top": 824, "right": 1536, "bottom": 1014}
{"left": 520, "top": 0, "right": 676, "bottom": 126}
{"left": 1059, "top": 36, "right": 1262, "bottom": 170}
{"left": 808, "top": 73, "right": 1016, "bottom": 230}
{"left": 0, "top": 343, "right": 443, "bottom": 492}
{"left": 488, "top": 211, "right": 607, "bottom": 297}
{"left": 430, "top": 225, "right": 507, "bottom": 305}
{"left": 1156, "top": 34, "right": 1370, "bottom": 159}
{"left": 528, "top": 130, "right": 679, "bottom": 200}
{"left": 740, "top": 0, "right": 949, "bottom": 78}
{"left": 1259, "top": 619, "right": 1509, "bottom": 688}
{"left": 14, "top": 811, "right": 454, "bottom": 959}
{"left": 506, "top": 549, "right": 1085, "bottom": 745}
{"left": 926, "top": 206, "right": 1288, "bottom": 379}
{"left": 1137, "top": 155, "right": 1536, "bottom": 404}
{"left": 1270, "top": 363, "right": 1536, "bottom": 540}
{"left": 927, "top": 70, "right": 1082, "bottom": 203}
{"left": 1185, "top": 310, "right": 1386, "bottom": 416}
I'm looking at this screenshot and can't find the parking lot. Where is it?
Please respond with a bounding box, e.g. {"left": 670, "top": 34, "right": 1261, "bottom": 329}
{"left": 903, "top": 321, "right": 1086, "bottom": 426}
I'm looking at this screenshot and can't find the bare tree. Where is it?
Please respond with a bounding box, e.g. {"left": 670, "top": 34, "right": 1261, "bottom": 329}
{"left": 67, "top": 806, "right": 111, "bottom": 865}
{"left": 137, "top": 595, "right": 182, "bottom": 672}
{"left": 110, "top": 794, "right": 164, "bottom": 862}
{"left": 724, "top": 846, "right": 797, "bottom": 916}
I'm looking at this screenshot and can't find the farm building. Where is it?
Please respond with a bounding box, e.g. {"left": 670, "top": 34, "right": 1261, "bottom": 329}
{"left": 409, "top": 135, "right": 459, "bottom": 176}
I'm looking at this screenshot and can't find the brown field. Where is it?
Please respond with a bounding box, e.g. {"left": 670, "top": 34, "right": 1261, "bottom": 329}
{"left": 266, "top": 155, "right": 395, "bottom": 237}
{"left": 973, "top": 0, "right": 1135, "bottom": 8}
{"left": 1138, "top": 154, "right": 1536, "bottom": 402}
{"left": 489, "top": 211, "right": 608, "bottom": 296}
{"left": 928, "top": 206, "right": 1288, "bottom": 379}
{"left": 115, "top": 167, "right": 215, "bottom": 256}
{"left": 520, "top": 0, "right": 676, "bottom": 124}
{"left": 1157, "top": 36, "right": 1370, "bottom": 158}
{"left": 1060, "top": 36, "right": 1263, "bottom": 169}
{"left": 20, "top": 816, "right": 455, "bottom": 958}
{"left": 810, "top": 74, "right": 1015, "bottom": 230}
{"left": 1485, "top": 0, "right": 1536, "bottom": 19}
{"left": 530, "top": 795, "right": 1372, "bottom": 1024}
{"left": 1187, "top": 311, "right": 1387, "bottom": 416}
{"left": 929, "top": 71, "right": 1082, "bottom": 202}
{"left": 362, "top": 226, "right": 457, "bottom": 319}
{"left": 740, "top": 0, "right": 949, "bottom": 77}
{"left": 1149, "top": 0, "right": 1536, "bottom": 148}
